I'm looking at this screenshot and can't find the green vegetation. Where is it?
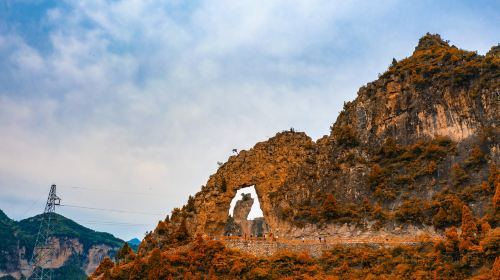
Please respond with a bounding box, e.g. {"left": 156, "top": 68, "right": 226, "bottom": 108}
{"left": 18, "top": 213, "right": 123, "bottom": 252}
{"left": 49, "top": 255, "right": 88, "bottom": 280}
{"left": 0, "top": 210, "right": 125, "bottom": 277}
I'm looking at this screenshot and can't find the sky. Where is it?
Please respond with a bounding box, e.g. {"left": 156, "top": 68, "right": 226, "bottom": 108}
{"left": 0, "top": 0, "right": 498, "bottom": 241}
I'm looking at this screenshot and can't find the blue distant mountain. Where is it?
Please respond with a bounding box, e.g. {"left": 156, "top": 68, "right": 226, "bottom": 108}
{"left": 127, "top": 238, "right": 141, "bottom": 246}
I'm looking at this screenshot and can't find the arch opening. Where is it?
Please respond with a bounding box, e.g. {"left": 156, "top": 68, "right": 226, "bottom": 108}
{"left": 224, "top": 185, "right": 269, "bottom": 237}
{"left": 228, "top": 186, "right": 263, "bottom": 219}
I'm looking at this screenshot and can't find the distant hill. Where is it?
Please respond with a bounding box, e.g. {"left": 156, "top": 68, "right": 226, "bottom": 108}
{"left": 127, "top": 238, "right": 141, "bottom": 246}
{"left": 0, "top": 210, "right": 126, "bottom": 280}
{"left": 126, "top": 238, "right": 141, "bottom": 252}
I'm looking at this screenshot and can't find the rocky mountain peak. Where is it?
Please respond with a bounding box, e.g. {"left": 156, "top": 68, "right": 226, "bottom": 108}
{"left": 486, "top": 44, "right": 500, "bottom": 58}
{"left": 91, "top": 32, "right": 500, "bottom": 280}
{"left": 134, "top": 34, "right": 498, "bottom": 265}
{"left": 414, "top": 32, "right": 450, "bottom": 52}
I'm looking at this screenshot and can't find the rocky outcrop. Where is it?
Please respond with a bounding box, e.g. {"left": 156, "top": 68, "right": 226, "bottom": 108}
{"left": 139, "top": 34, "right": 499, "bottom": 255}
{"left": 85, "top": 245, "right": 115, "bottom": 275}
{"left": 37, "top": 237, "right": 84, "bottom": 268}
{"left": 184, "top": 131, "right": 314, "bottom": 238}
{"left": 224, "top": 193, "right": 270, "bottom": 237}
{"left": 233, "top": 193, "right": 254, "bottom": 236}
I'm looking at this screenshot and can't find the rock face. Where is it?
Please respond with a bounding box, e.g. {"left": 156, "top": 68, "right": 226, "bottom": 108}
{"left": 224, "top": 193, "right": 270, "bottom": 237}
{"left": 85, "top": 244, "right": 115, "bottom": 275}
{"left": 232, "top": 193, "right": 253, "bottom": 237}
{"left": 139, "top": 34, "right": 499, "bottom": 254}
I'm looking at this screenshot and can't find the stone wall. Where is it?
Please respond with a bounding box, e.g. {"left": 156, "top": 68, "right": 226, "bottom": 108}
{"left": 222, "top": 239, "right": 331, "bottom": 258}
{"left": 221, "top": 239, "right": 420, "bottom": 258}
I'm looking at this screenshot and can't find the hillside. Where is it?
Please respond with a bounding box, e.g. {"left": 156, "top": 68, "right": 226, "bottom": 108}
{"left": 91, "top": 34, "right": 499, "bottom": 279}
{"left": 0, "top": 210, "right": 125, "bottom": 279}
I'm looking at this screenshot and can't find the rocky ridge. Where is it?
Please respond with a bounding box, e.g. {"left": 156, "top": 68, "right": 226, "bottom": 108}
{"left": 137, "top": 35, "right": 498, "bottom": 254}
{"left": 92, "top": 33, "right": 500, "bottom": 280}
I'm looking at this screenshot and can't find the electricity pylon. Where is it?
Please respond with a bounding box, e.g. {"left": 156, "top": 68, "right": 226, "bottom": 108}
{"left": 28, "top": 184, "right": 61, "bottom": 280}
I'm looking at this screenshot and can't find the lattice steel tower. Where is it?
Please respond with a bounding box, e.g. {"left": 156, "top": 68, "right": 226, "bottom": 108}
{"left": 28, "top": 184, "right": 61, "bottom": 280}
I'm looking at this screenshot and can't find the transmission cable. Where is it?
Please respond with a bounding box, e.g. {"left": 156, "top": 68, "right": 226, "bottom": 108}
{"left": 63, "top": 186, "right": 168, "bottom": 197}
{"left": 60, "top": 203, "right": 165, "bottom": 216}
{"left": 73, "top": 220, "right": 151, "bottom": 226}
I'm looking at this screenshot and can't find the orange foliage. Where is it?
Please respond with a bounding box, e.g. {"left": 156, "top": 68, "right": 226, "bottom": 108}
{"left": 494, "top": 183, "right": 500, "bottom": 212}
{"left": 492, "top": 257, "right": 500, "bottom": 279}
{"left": 89, "top": 235, "right": 500, "bottom": 280}
{"left": 93, "top": 257, "right": 114, "bottom": 277}
{"left": 321, "top": 194, "right": 338, "bottom": 220}
{"left": 115, "top": 242, "right": 135, "bottom": 264}
{"left": 444, "top": 227, "right": 460, "bottom": 259}
{"left": 465, "top": 145, "right": 486, "bottom": 167}
{"left": 459, "top": 205, "right": 477, "bottom": 251}
{"left": 451, "top": 163, "right": 468, "bottom": 186}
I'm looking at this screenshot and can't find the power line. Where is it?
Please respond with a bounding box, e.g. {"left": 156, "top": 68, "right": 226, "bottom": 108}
{"left": 64, "top": 186, "right": 168, "bottom": 197}
{"left": 19, "top": 192, "right": 46, "bottom": 219}
{"left": 74, "top": 220, "right": 151, "bottom": 226}
{"left": 60, "top": 203, "right": 164, "bottom": 216}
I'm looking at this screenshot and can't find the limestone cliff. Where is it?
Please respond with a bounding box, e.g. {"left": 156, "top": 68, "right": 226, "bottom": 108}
{"left": 224, "top": 193, "right": 270, "bottom": 237}
{"left": 138, "top": 34, "right": 499, "bottom": 254}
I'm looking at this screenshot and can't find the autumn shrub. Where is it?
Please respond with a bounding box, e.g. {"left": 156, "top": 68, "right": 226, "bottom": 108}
{"left": 394, "top": 174, "right": 413, "bottom": 186}
{"left": 479, "top": 228, "right": 500, "bottom": 261}
{"left": 444, "top": 227, "right": 460, "bottom": 261}
{"left": 465, "top": 145, "right": 486, "bottom": 167}
{"left": 332, "top": 125, "right": 358, "bottom": 147}
{"left": 93, "top": 235, "right": 499, "bottom": 280}
{"left": 451, "top": 163, "right": 469, "bottom": 186}
{"left": 321, "top": 194, "right": 338, "bottom": 220}
{"left": 115, "top": 242, "right": 135, "bottom": 264}
{"left": 479, "top": 125, "right": 499, "bottom": 145}
{"left": 93, "top": 257, "right": 114, "bottom": 277}
{"left": 368, "top": 164, "right": 385, "bottom": 188}
{"left": 184, "top": 195, "right": 196, "bottom": 212}
{"left": 494, "top": 183, "right": 500, "bottom": 213}
{"left": 371, "top": 203, "right": 387, "bottom": 224}
{"left": 374, "top": 187, "right": 396, "bottom": 201}
{"left": 395, "top": 198, "right": 426, "bottom": 224}
{"left": 489, "top": 164, "right": 500, "bottom": 189}
{"left": 379, "top": 138, "right": 403, "bottom": 158}
{"left": 431, "top": 192, "right": 463, "bottom": 229}
{"left": 492, "top": 257, "right": 500, "bottom": 279}
{"left": 459, "top": 205, "right": 477, "bottom": 252}
{"left": 426, "top": 160, "right": 438, "bottom": 175}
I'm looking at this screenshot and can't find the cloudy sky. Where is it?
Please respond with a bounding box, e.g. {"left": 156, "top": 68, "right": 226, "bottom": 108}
{"left": 0, "top": 0, "right": 498, "bottom": 241}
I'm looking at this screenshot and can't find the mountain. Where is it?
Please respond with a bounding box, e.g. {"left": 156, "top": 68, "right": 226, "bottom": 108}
{"left": 126, "top": 238, "right": 140, "bottom": 252}
{"left": 126, "top": 238, "right": 141, "bottom": 246}
{"left": 0, "top": 210, "right": 126, "bottom": 279}
{"left": 92, "top": 34, "right": 499, "bottom": 279}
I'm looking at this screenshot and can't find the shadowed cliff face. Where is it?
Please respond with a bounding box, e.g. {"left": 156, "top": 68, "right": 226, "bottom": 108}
{"left": 138, "top": 34, "right": 499, "bottom": 253}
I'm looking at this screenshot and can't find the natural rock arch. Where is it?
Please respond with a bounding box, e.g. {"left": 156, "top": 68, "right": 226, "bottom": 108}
{"left": 185, "top": 131, "right": 315, "bottom": 237}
